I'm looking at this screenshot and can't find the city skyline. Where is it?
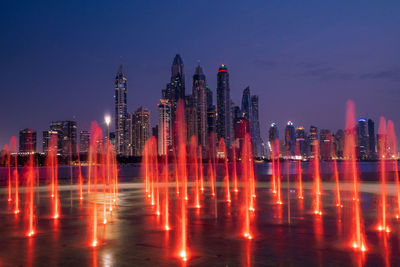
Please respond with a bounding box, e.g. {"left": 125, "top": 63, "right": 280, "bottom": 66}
{"left": 1, "top": 1, "right": 400, "bottom": 148}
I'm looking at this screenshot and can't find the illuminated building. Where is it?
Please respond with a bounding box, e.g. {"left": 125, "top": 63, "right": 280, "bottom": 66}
{"left": 114, "top": 64, "right": 128, "bottom": 155}
{"left": 216, "top": 64, "right": 232, "bottom": 148}
{"left": 19, "top": 128, "right": 37, "bottom": 153}
{"left": 133, "top": 107, "right": 151, "bottom": 156}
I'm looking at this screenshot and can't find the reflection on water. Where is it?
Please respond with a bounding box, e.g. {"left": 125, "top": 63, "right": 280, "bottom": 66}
{"left": 0, "top": 186, "right": 399, "bottom": 266}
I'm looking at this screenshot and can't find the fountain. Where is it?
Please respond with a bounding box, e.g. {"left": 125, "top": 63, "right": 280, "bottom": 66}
{"left": 232, "top": 142, "right": 239, "bottom": 193}
{"left": 377, "top": 117, "right": 390, "bottom": 233}
{"left": 47, "top": 135, "right": 60, "bottom": 219}
{"left": 218, "top": 138, "right": 231, "bottom": 203}
{"left": 190, "top": 136, "right": 201, "bottom": 209}
{"left": 344, "top": 100, "right": 367, "bottom": 252}
{"left": 88, "top": 121, "right": 102, "bottom": 247}
{"left": 387, "top": 120, "right": 400, "bottom": 219}
{"left": 312, "top": 140, "right": 322, "bottom": 215}
{"left": 242, "top": 133, "right": 254, "bottom": 239}
{"left": 9, "top": 137, "right": 19, "bottom": 214}
{"left": 295, "top": 142, "right": 304, "bottom": 199}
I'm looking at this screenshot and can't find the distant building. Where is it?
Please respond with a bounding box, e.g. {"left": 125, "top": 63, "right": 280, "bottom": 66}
{"left": 79, "top": 130, "right": 90, "bottom": 153}
{"left": 114, "top": 64, "right": 129, "bottom": 156}
{"left": 192, "top": 64, "right": 208, "bottom": 153}
{"left": 368, "top": 119, "right": 376, "bottom": 159}
{"left": 308, "top": 126, "right": 318, "bottom": 157}
{"left": 320, "top": 129, "right": 332, "bottom": 160}
{"left": 158, "top": 99, "right": 172, "bottom": 156}
{"left": 241, "top": 87, "right": 251, "bottom": 122}
{"left": 284, "top": 121, "right": 296, "bottom": 156}
{"left": 163, "top": 54, "right": 185, "bottom": 140}
{"left": 334, "top": 129, "right": 345, "bottom": 158}
{"left": 133, "top": 107, "right": 151, "bottom": 156}
{"left": 357, "top": 118, "right": 369, "bottom": 160}
{"left": 250, "top": 95, "right": 262, "bottom": 157}
{"left": 295, "top": 126, "right": 307, "bottom": 157}
{"left": 43, "top": 130, "right": 58, "bottom": 153}
{"left": 19, "top": 128, "right": 36, "bottom": 153}
{"left": 126, "top": 113, "right": 134, "bottom": 156}
{"left": 50, "top": 120, "right": 77, "bottom": 155}
{"left": 216, "top": 64, "right": 232, "bottom": 148}
{"left": 268, "top": 123, "right": 279, "bottom": 157}
{"left": 185, "top": 95, "right": 197, "bottom": 142}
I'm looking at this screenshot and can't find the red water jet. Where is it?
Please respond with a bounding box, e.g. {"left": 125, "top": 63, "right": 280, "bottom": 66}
{"left": 88, "top": 122, "right": 102, "bottom": 247}
{"left": 344, "top": 100, "right": 367, "bottom": 252}
{"left": 377, "top": 117, "right": 390, "bottom": 233}
{"left": 387, "top": 120, "right": 400, "bottom": 219}
{"left": 47, "top": 135, "right": 60, "bottom": 219}
{"left": 232, "top": 144, "right": 239, "bottom": 193}
{"left": 9, "top": 137, "right": 19, "bottom": 214}
{"left": 274, "top": 140, "right": 282, "bottom": 205}
{"left": 241, "top": 134, "right": 255, "bottom": 239}
{"left": 218, "top": 138, "right": 231, "bottom": 203}
{"left": 190, "top": 136, "right": 201, "bottom": 208}
{"left": 312, "top": 140, "right": 322, "bottom": 216}
{"left": 295, "top": 142, "right": 303, "bottom": 199}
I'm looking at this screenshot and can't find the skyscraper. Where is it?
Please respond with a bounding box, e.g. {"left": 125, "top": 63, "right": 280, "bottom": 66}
{"left": 19, "top": 128, "right": 37, "bottom": 153}
{"left": 368, "top": 119, "right": 376, "bottom": 159}
{"left": 165, "top": 54, "right": 185, "bottom": 123}
{"left": 295, "top": 126, "right": 307, "bottom": 157}
{"left": 285, "top": 121, "right": 296, "bottom": 156}
{"left": 49, "top": 120, "right": 77, "bottom": 155}
{"left": 192, "top": 64, "right": 208, "bottom": 151}
{"left": 241, "top": 87, "right": 251, "bottom": 122}
{"left": 133, "top": 107, "right": 151, "bottom": 156}
{"left": 126, "top": 113, "right": 134, "bottom": 156}
{"left": 357, "top": 118, "right": 369, "bottom": 160}
{"left": 216, "top": 64, "right": 232, "bottom": 148}
{"left": 309, "top": 125, "right": 318, "bottom": 157}
{"left": 79, "top": 130, "right": 90, "bottom": 153}
{"left": 114, "top": 64, "right": 128, "bottom": 155}
{"left": 268, "top": 123, "right": 279, "bottom": 156}
{"left": 334, "top": 129, "right": 345, "bottom": 158}
{"left": 319, "top": 129, "right": 332, "bottom": 160}
{"left": 158, "top": 99, "right": 172, "bottom": 156}
{"left": 185, "top": 95, "right": 197, "bottom": 142}
{"left": 42, "top": 130, "right": 57, "bottom": 153}
{"left": 250, "top": 95, "right": 262, "bottom": 157}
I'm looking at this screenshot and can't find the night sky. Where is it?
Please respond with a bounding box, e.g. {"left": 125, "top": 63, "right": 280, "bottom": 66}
{"left": 1, "top": 0, "right": 399, "bottom": 149}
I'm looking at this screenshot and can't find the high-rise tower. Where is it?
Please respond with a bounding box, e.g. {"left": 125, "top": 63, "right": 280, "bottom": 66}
{"left": 216, "top": 64, "right": 232, "bottom": 148}
{"left": 114, "top": 64, "right": 128, "bottom": 155}
{"left": 165, "top": 54, "right": 185, "bottom": 122}
{"left": 192, "top": 64, "right": 208, "bottom": 152}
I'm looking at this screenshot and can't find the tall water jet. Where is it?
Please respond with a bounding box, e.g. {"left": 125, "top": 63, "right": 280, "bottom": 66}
{"left": 143, "top": 140, "right": 150, "bottom": 199}
{"left": 47, "top": 135, "right": 60, "bottom": 219}
{"left": 10, "top": 137, "right": 19, "bottom": 214}
{"left": 208, "top": 132, "right": 217, "bottom": 197}
{"left": 312, "top": 140, "right": 322, "bottom": 215}
{"left": 152, "top": 137, "right": 161, "bottom": 216}
{"left": 387, "top": 120, "right": 400, "bottom": 219}
{"left": 218, "top": 138, "right": 231, "bottom": 203}
{"left": 190, "top": 136, "right": 201, "bottom": 208}
{"left": 198, "top": 146, "right": 205, "bottom": 192}
{"left": 3, "top": 145, "right": 12, "bottom": 202}
{"left": 295, "top": 142, "right": 303, "bottom": 199}
{"left": 274, "top": 139, "right": 282, "bottom": 204}
{"left": 25, "top": 141, "right": 36, "bottom": 237}
{"left": 271, "top": 148, "right": 277, "bottom": 194}
{"left": 232, "top": 142, "right": 239, "bottom": 193}
{"left": 176, "top": 100, "right": 188, "bottom": 261}
{"left": 242, "top": 133, "right": 254, "bottom": 239}
{"left": 76, "top": 144, "right": 84, "bottom": 200}
{"left": 333, "top": 152, "right": 342, "bottom": 208}
{"left": 377, "top": 117, "right": 390, "bottom": 233}
{"left": 89, "top": 122, "right": 102, "bottom": 247}
{"left": 344, "top": 100, "right": 367, "bottom": 252}
{"left": 163, "top": 155, "right": 170, "bottom": 230}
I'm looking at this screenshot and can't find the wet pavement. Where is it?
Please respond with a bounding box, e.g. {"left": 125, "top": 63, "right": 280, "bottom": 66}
{"left": 0, "top": 183, "right": 399, "bottom": 266}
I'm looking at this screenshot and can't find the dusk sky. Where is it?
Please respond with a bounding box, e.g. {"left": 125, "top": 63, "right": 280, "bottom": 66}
{"left": 1, "top": 0, "right": 399, "bottom": 148}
